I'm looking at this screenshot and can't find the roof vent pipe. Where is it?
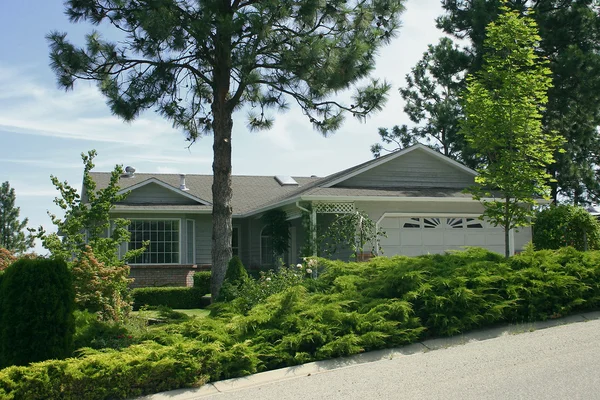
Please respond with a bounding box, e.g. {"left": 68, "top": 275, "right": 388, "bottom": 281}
{"left": 179, "top": 174, "right": 189, "bottom": 191}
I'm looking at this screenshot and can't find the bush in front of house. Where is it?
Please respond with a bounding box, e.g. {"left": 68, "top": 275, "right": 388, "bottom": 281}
{"left": 71, "top": 246, "right": 134, "bottom": 322}
{"left": 132, "top": 287, "right": 206, "bottom": 310}
{"left": 0, "top": 258, "right": 75, "bottom": 368}
{"left": 193, "top": 271, "right": 211, "bottom": 295}
{"left": 3, "top": 247, "right": 600, "bottom": 399}
{"left": 533, "top": 204, "right": 600, "bottom": 251}
{"left": 224, "top": 256, "right": 248, "bottom": 283}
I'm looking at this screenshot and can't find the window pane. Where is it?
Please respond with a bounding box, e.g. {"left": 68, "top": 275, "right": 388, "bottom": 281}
{"left": 128, "top": 220, "right": 180, "bottom": 264}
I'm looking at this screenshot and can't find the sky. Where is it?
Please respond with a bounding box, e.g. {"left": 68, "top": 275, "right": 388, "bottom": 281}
{"left": 0, "top": 0, "right": 448, "bottom": 253}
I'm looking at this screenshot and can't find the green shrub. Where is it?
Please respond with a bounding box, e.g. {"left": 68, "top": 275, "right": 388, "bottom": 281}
{"left": 132, "top": 287, "right": 205, "bottom": 310}
{"left": 533, "top": 204, "right": 600, "bottom": 251}
{"left": 72, "top": 310, "right": 135, "bottom": 351}
{"left": 193, "top": 271, "right": 211, "bottom": 294}
{"left": 0, "top": 342, "right": 207, "bottom": 400}
{"left": 0, "top": 258, "right": 75, "bottom": 368}
{"left": 224, "top": 256, "right": 248, "bottom": 283}
{"left": 4, "top": 247, "right": 600, "bottom": 398}
{"left": 71, "top": 246, "right": 133, "bottom": 322}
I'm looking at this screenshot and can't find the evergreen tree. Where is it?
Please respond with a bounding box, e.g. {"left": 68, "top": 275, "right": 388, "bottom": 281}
{"left": 438, "top": 0, "right": 600, "bottom": 203}
{"left": 48, "top": 0, "right": 408, "bottom": 299}
{"left": 0, "top": 182, "right": 33, "bottom": 254}
{"left": 372, "top": 37, "right": 475, "bottom": 166}
{"left": 461, "top": 5, "right": 563, "bottom": 257}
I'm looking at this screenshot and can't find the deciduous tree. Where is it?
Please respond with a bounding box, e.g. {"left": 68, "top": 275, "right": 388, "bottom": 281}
{"left": 439, "top": 0, "right": 600, "bottom": 204}
{"left": 48, "top": 0, "right": 408, "bottom": 299}
{"left": 460, "top": 5, "right": 563, "bottom": 257}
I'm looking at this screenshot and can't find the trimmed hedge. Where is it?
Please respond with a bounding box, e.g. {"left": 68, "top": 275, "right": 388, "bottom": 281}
{"left": 0, "top": 258, "right": 75, "bottom": 368}
{"left": 132, "top": 287, "right": 207, "bottom": 310}
{"left": 193, "top": 272, "right": 211, "bottom": 294}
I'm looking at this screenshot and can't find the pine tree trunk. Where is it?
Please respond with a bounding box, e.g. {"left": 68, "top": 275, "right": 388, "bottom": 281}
{"left": 210, "top": 100, "right": 233, "bottom": 301}
{"left": 210, "top": 9, "right": 233, "bottom": 301}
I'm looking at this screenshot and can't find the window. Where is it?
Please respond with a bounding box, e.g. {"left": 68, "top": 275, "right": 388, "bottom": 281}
{"left": 232, "top": 226, "right": 240, "bottom": 257}
{"left": 466, "top": 218, "right": 484, "bottom": 229}
{"left": 260, "top": 227, "right": 274, "bottom": 266}
{"left": 129, "top": 220, "right": 180, "bottom": 264}
{"left": 447, "top": 218, "right": 464, "bottom": 229}
{"left": 186, "top": 220, "right": 195, "bottom": 264}
{"left": 403, "top": 218, "right": 421, "bottom": 228}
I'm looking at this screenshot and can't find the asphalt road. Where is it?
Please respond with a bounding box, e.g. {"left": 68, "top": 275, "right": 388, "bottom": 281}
{"left": 196, "top": 318, "right": 600, "bottom": 400}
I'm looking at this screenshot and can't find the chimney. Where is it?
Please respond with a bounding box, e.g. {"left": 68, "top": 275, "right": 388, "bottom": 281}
{"left": 179, "top": 174, "right": 189, "bottom": 191}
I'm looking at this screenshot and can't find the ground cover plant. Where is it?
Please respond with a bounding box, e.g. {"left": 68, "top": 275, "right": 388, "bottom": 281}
{"left": 2, "top": 247, "right": 600, "bottom": 399}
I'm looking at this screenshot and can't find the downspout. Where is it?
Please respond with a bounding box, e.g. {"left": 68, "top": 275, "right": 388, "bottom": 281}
{"left": 296, "top": 201, "right": 317, "bottom": 257}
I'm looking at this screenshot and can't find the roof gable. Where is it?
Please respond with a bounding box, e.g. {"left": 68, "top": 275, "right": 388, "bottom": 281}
{"left": 117, "top": 178, "right": 211, "bottom": 205}
{"left": 327, "top": 144, "right": 477, "bottom": 189}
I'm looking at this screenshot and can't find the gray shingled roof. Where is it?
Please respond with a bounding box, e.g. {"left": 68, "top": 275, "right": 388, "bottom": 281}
{"left": 89, "top": 172, "right": 320, "bottom": 215}
{"left": 89, "top": 145, "right": 480, "bottom": 216}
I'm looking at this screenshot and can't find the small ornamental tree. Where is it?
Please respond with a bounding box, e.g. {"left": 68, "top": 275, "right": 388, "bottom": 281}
{"left": 0, "top": 181, "right": 33, "bottom": 254}
{"left": 35, "top": 150, "right": 145, "bottom": 265}
{"left": 533, "top": 205, "right": 600, "bottom": 251}
{"left": 72, "top": 246, "right": 134, "bottom": 322}
{"left": 0, "top": 248, "right": 16, "bottom": 271}
{"left": 320, "top": 209, "right": 385, "bottom": 260}
{"left": 0, "top": 258, "right": 75, "bottom": 368}
{"left": 460, "top": 5, "right": 563, "bottom": 257}
{"left": 48, "top": 0, "right": 408, "bottom": 300}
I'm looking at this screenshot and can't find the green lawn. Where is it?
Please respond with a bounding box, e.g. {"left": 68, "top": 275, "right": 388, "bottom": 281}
{"left": 132, "top": 308, "right": 210, "bottom": 319}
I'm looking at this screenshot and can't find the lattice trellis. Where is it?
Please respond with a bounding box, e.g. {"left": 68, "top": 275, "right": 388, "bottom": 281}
{"left": 313, "top": 202, "right": 355, "bottom": 214}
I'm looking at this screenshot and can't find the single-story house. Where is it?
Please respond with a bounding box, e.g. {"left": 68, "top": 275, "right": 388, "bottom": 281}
{"left": 88, "top": 144, "right": 531, "bottom": 287}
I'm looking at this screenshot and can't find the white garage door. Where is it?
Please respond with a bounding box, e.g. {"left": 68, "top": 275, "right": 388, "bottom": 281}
{"left": 379, "top": 216, "right": 505, "bottom": 256}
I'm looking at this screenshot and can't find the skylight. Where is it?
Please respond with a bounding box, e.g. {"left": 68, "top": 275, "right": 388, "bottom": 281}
{"left": 275, "top": 175, "right": 298, "bottom": 186}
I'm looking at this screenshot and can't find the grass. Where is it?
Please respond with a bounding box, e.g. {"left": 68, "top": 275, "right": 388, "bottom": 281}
{"left": 131, "top": 308, "right": 210, "bottom": 320}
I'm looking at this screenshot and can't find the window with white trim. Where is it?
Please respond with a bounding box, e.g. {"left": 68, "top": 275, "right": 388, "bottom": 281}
{"left": 260, "top": 227, "right": 274, "bottom": 266}
{"left": 232, "top": 226, "right": 240, "bottom": 257}
{"left": 129, "top": 220, "right": 180, "bottom": 264}
{"left": 186, "top": 219, "right": 195, "bottom": 264}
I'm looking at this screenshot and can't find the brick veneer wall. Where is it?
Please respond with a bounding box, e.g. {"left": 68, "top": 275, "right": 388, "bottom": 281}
{"left": 129, "top": 264, "right": 208, "bottom": 288}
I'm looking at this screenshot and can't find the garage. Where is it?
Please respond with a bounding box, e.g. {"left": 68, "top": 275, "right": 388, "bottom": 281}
{"left": 378, "top": 215, "right": 505, "bottom": 256}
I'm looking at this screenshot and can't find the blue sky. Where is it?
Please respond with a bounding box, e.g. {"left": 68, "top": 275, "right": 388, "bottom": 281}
{"left": 0, "top": 0, "right": 446, "bottom": 253}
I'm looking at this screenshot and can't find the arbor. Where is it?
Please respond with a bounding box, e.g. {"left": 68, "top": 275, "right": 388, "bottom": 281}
{"left": 438, "top": 0, "right": 600, "bottom": 204}
{"left": 0, "top": 182, "right": 33, "bottom": 254}
{"left": 372, "top": 37, "right": 475, "bottom": 165}
{"left": 460, "top": 5, "right": 563, "bottom": 257}
{"left": 48, "top": 0, "right": 407, "bottom": 299}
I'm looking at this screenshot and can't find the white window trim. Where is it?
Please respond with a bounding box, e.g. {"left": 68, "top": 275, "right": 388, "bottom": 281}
{"left": 127, "top": 218, "right": 183, "bottom": 265}
{"left": 186, "top": 219, "right": 196, "bottom": 264}
{"left": 260, "top": 225, "right": 273, "bottom": 266}
{"left": 232, "top": 224, "right": 241, "bottom": 257}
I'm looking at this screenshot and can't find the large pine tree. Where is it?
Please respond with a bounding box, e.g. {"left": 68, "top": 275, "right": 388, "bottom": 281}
{"left": 0, "top": 182, "right": 33, "bottom": 254}
{"left": 48, "top": 0, "right": 407, "bottom": 298}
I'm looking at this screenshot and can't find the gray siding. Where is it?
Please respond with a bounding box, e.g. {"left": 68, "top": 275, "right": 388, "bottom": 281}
{"left": 123, "top": 183, "right": 200, "bottom": 205}
{"left": 335, "top": 149, "right": 475, "bottom": 189}
{"left": 190, "top": 214, "right": 212, "bottom": 265}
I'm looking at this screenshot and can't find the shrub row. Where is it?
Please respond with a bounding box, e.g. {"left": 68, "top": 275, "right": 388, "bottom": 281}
{"left": 132, "top": 287, "right": 208, "bottom": 310}
{"left": 193, "top": 271, "right": 211, "bottom": 294}
{"left": 2, "top": 247, "right": 600, "bottom": 399}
